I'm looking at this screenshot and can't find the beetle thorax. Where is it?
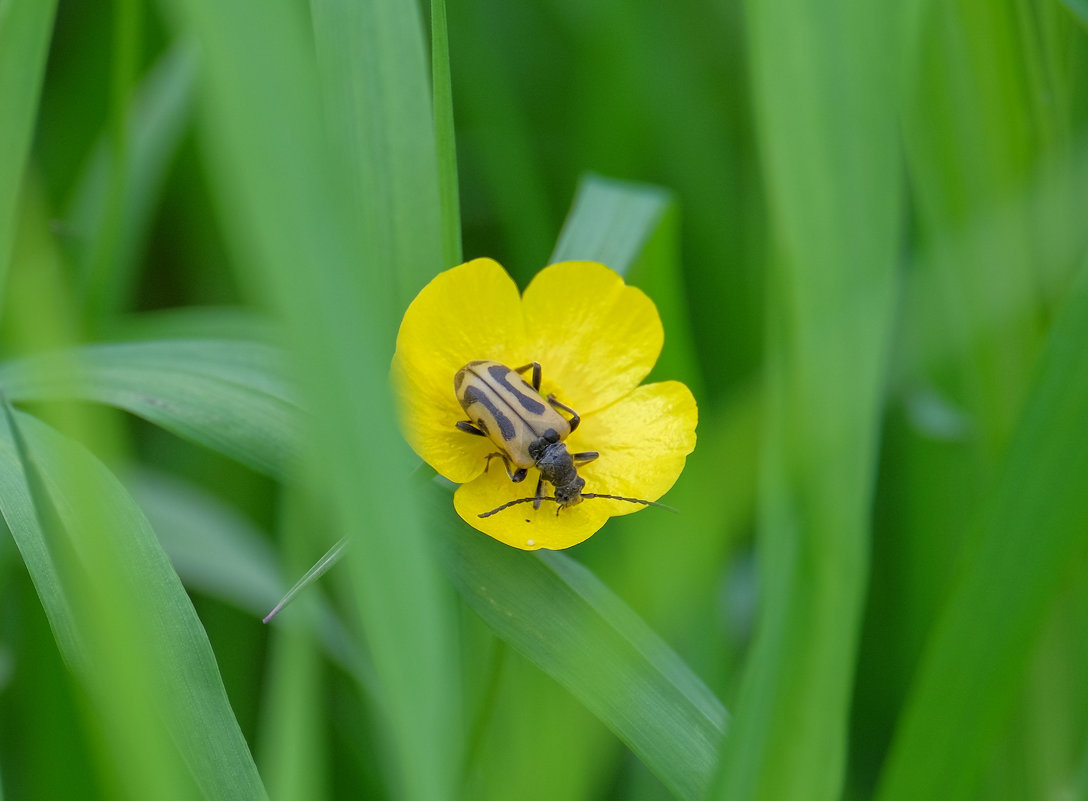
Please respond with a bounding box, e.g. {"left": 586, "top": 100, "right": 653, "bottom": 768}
{"left": 530, "top": 439, "right": 585, "bottom": 506}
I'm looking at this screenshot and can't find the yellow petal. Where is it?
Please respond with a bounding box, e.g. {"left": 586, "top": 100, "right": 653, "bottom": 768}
{"left": 453, "top": 468, "right": 612, "bottom": 550}
{"left": 567, "top": 380, "right": 697, "bottom": 516}
{"left": 392, "top": 259, "right": 527, "bottom": 482}
{"left": 393, "top": 257, "right": 696, "bottom": 551}
{"left": 521, "top": 262, "right": 663, "bottom": 413}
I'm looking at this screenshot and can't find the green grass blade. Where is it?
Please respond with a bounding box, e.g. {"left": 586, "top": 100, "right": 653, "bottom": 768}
{"left": 549, "top": 173, "right": 671, "bottom": 275}
{"left": 103, "top": 306, "right": 275, "bottom": 343}
{"left": 77, "top": 0, "right": 141, "bottom": 329}
{"left": 66, "top": 42, "right": 197, "bottom": 320}
{"left": 0, "top": 339, "right": 297, "bottom": 477}
{"left": 310, "top": 0, "right": 445, "bottom": 303}
{"left": 549, "top": 173, "right": 703, "bottom": 393}
{"left": 262, "top": 538, "right": 347, "bottom": 623}
{"left": 256, "top": 559, "right": 328, "bottom": 801}
{"left": 0, "top": 0, "right": 56, "bottom": 296}
{"left": 899, "top": 0, "right": 1057, "bottom": 453}
{"left": 0, "top": 406, "right": 267, "bottom": 800}
{"left": 875, "top": 256, "right": 1088, "bottom": 801}
{"left": 131, "top": 468, "right": 379, "bottom": 696}
{"left": 1064, "top": 0, "right": 1088, "bottom": 26}
{"left": 431, "top": 0, "right": 462, "bottom": 266}
{"left": 445, "top": 2, "right": 554, "bottom": 271}
{"left": 165, "top": 1, "right": 461, "bottom": 798}
{"left": 711, "top": 0, "right": 901, "bottom": 798}
{"left": 128, "top": 467, "right": 284, "bottom": 613}
{"left": 0, "top": 406, "right": 84, "bottom": 667}
{"left": 429, "top": 486, "right": 726, "bottom": 801}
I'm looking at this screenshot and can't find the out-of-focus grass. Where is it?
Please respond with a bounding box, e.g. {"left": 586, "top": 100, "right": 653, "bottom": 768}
{"left": 0, "top": 0, "right": 56, "bottom": 290}
{"left": 167, "top": 2, "right": 461, "bottom": 801}
{"left": 0, "top": 1, "right": 1087, "bottom": 800}
{"left": 709, "top": 0, "right": 900, "bottom": 798}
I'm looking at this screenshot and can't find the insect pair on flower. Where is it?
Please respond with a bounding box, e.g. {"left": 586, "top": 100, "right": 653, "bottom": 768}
{"left": 392, "top": 258, "right": 697, "bottom": 551}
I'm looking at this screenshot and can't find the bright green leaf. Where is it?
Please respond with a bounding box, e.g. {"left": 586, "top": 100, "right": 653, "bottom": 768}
{"left": 876, "top": 258, "right": 1088, "bottom": 801}
{"left": 66, "top": 42, "right": 198, "bottom": 319}
{"left": 0, "top": 339, "right": 297, "bottom": 477}
{"left": 550, "top": 173, "right": 672, "bottom": 276}
{"left": 0, "top": 406, "right": 267, "bottom": 800}
{"left": 0, "top": 0, "right": 56, "bottom": 297}
{"left": 431, "top": 0, "right": 462, "bottom": 267}
{"left": 429, "top": 484, "right": 727, "bottom": 801}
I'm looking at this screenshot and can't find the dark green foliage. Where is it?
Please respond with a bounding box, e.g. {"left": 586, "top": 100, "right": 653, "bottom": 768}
{"left": 0, "top": 1, "right": 1085, "bottom": 800}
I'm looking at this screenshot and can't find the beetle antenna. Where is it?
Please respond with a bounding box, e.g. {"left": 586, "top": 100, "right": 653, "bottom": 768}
{"left": 478, "top": 494, "right": 676, "bottom": 518}
{"left": 478, "top": 496, "right": 554, "bottom": 517}
{"left": 581, "top": 493, "right": 678, "bottom": 513}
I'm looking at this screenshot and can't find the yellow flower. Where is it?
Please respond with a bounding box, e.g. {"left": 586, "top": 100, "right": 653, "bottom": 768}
{"left": 391, "top": 258, "right": 697, "bottom": 550}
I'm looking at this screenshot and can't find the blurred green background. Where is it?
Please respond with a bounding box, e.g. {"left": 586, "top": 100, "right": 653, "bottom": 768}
{"left": 1, "top": 0, "right": 1088, "bottom": 800}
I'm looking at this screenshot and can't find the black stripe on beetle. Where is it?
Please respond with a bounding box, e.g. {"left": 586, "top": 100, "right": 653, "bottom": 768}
{"left": 454, "top": 360, "right": 661, "bottom": 518}
{"left": 486, "top": 363, "right": 547, "bottom": 415}
{"left": 461, "top": 384, "right": 516, "bottom": 442}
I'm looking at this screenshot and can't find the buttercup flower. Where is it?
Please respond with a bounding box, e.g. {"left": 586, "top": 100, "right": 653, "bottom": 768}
{"left": 391, "top": 258, "right": 697, "bottom": 550}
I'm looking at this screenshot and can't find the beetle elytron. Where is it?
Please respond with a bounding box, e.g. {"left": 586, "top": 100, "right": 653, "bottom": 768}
{"left": 454, "top": 360, "right": 664, "bottom": 518}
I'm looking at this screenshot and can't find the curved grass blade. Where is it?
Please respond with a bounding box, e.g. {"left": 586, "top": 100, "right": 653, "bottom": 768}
{"left": 0, "top": 199, "right": 720, "bottom": 799}
{"left": 0, "top": 339, "right": 297, "bottom": 478}
{"left": 0, "top": 403, "right": 268, "bottom": 800}
{"left": 427, "top": 482, "right": 727, "bottom": 801}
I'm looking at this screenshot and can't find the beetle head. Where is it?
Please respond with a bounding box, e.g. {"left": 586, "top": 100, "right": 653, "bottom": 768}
{"left": 553, "top": 475, "right": 586, "bottom": 507}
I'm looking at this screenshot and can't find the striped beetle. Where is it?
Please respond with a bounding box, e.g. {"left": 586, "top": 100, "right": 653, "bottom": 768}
{"left": 454, "top": 360, "right": 663, "bottom": 518}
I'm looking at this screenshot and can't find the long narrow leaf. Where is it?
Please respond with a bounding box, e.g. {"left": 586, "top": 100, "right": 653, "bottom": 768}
{"left": 431, "top": 0, "right": 462, "bottom": 266}
{"left": 0, "top": 406, "right": 267, "bottom": 800}
{"left": 550, "top": 173, "right": 671, "bottom": 275}
{"left": 0, "top": 339, "right": 297, "bottom": 477}
{"left": 712, "top": 0, "right": 902, "bottom": 798}
{"left": 1064, "top": 0, "right": 1088, "bottom": 26}
{"left": 0, "top": 291, "right": 726, "bottom": 800}
{"left": 310, "top": 0, "right": 445, "bottom": 304}
{"left": 66, "top": 42, "right": 197, "bottom": 319}
{"left": 131, "top": 468, "right": 378, "bottom": 696}
{"left": 550, "top": 173, "right": 702, "bottom": 391}
{"left": 0, "top": 0, "right": 56, "bottom": 295}
{"left": 166, "top": 2, "right": 462, "bottom": 799}
{"left": 429, "top": 484, "right": 726, "bottom": 801}
{"left": 875, "top": 258, "right": 1088, "bottom": 801}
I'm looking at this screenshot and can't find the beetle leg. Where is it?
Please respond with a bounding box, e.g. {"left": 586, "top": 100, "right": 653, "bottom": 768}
{"left": 484, "top": 452, "right": 528, "bottom": 483}
{"left": 513, "top": 361, "right": 543, "bottom": 391}
{"left": 572, "top": 451, "right": 599, "bottom": 465}
{"left": 546, "top": 394, "right": 582, "bottom": 432}
{"left": 532, "top": 476, "right": 546, "bottom": 510}
{"left": 456, "top": 420, "right": 487, "bottom": 436}
{"left": 512, "top": 363, "right": 584, "bottom": 431}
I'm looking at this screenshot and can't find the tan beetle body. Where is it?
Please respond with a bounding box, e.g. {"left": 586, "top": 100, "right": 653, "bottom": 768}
{"left": 453, "top": 360, "right": 667, "bottom": 519}
{"left": 454, "top": 359, "right": 572, "bottom": 471}
{"left": 454, "top": 359, "right": 594, "bottom": 512}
